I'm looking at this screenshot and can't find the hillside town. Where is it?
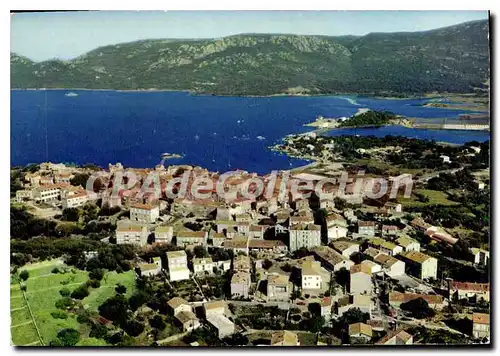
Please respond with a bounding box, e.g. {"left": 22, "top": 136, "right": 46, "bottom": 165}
{"left": 10, "top": 150, "right": 490, "bottom": 346}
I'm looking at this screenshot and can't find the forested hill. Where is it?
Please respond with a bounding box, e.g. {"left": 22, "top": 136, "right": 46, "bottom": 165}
{"left": 11, "top": 19, "right": 490, "bottom": 96}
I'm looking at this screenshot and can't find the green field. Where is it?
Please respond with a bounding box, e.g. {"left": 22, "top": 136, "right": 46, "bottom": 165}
{"left": 10, "top": 284, "right": 41, "bottom": 346}
{"left": 11, "top": 260, "right": 136, "bottom": 347}
{"left": 398, "top": 189, "right": 459, "bottom": 207}
{"left": 83, "top": 270, "right": 136, "bottom": 311}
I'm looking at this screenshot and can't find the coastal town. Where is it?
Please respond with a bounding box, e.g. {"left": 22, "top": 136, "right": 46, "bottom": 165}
{"left": 10, "top": 129, "right": 490, "bottom": 346}
{"left": 9, "top": 10, "right": 491, "bottom": 349}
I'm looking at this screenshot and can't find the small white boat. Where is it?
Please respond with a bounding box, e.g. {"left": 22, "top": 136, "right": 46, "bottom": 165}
{"left": 65, "top": 92, "right": 78, "bottom": 97}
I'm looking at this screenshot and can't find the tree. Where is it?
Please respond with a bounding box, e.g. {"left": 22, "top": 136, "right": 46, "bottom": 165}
{"left": 89, "top": 268, "right": 105, "bottom": 281}
{"left": 149, "top": 315, "right": 166, "bottom": 330}
{"left": 70, "top": 173, "right": 90, "bottom": 188}
{"left": 281, "top": 263, "right": 292, "bottom": 273}
{"left": 87, "top": 279, "right": 101, "bottom": 288}
{"left": 71, "top": 284, "right": 89, "bottom": 299}
{"left": 122, "top": 319, "right": 145, "bottom": 337}
{"left": 115, "top": 284, "right": 127, "bottom": 294}
{"left": 98, "top": 295, "right": 129, "bottom": 322}
{"left": 340, "top": 308, "right": 369, "bottom": 325}
{"left": 51, "top": 310, "right": 68, "bottom": 319}
{"left": 400, "top": 298, "right": 435, "bottom": 319}
{"left": 61, "top": 208, "right": 80, "bottom": 222}
{"left": 291, "top": 289, "right": 301, "bottom": 301}
{"left": 334, "top": 197, "right": 347, "bottom": 210}
{"left": 55, "top": 297, "right": 75, "bottom": 310}
{"left": 193, "top": 245, "right": 209, "bottom": 258}
{"left": 56, "top": 328, "right": 80, "bottom": 346}
{"left": 334, "top": 268, "right": 349, "bottom": 291}
{"left": 19, "top": 270, "right": 29, "bottom": 281}
{"left": 223, "top": 333, "right": 249, "bottom": 346}
{"left": 89, "top": 324, "right": 108, "bottom": 339}
{"left": 128, "top": 291, "right": 149, "bottom": 311}
{"left": 262, "top": 259, "right": 273, "bottom": 270}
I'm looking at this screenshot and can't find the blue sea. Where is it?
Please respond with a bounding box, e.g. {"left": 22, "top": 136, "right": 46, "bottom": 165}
{"left": 11, "top": 90, "right": 490, "bottom": 174}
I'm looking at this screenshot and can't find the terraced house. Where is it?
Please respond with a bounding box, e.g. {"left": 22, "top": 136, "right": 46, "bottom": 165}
{"left": 176, "top": 230, "right": 208, "bottom": 248}
{"left": 289, "top": 223, "right": 321, "bottom": 252}
{"left": 398, "top": 251, "right": 438, "bottom": 280}
{"left": 115, "top": 224, "right": 148, "bottom": 245}
{"left": 130, "top": 203, "right": 160, "bottom": 224}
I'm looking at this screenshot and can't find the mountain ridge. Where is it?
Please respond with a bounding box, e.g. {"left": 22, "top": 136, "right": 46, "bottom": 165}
{"left": 11, "top": 19, "right": 490, "bottom": 96}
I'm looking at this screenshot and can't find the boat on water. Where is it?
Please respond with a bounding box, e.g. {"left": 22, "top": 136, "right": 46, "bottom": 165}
{"left": 65, "top": 92, "right": 79, "bottom": 97}
{"left": 161, "top": 152, "right": 183, "bottom": 159}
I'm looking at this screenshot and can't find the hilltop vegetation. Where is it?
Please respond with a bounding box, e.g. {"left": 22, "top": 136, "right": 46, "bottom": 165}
{"left": 11, "top": 20, "right": 489, "bottom": 95}
{"left": 338, "top": 111, "right": 396, "bottom": 127}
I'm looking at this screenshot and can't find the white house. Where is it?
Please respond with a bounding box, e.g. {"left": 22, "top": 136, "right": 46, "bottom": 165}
{"left": 61, "top": 191, "right": 89, "bottom": 209}
{"left": 192, "top": 257, "right": 214, "bottom": 275}
{"left": 15, "top": 189, "right": 33, "bottom": 203}
{"left": 206, "top": 313, "right": 235, "bottom": 339}
{"left": 337, "top": 295, "right": 373, "bottom": 317}
{"left": 358, "top": 221, "right": 376, "bottom": 236}
{"left": 167, "top": 250, "right": 190, "bottom": 281}
{"left": 350, "top": 264, "right": 373, "bottom": 295}
{"left": 320, "top": 199, "right": 335, "bottom": 210}
{"left": 289, "top": 224, "right": 321, "bottom": 252}
{"left": 176, "top": 311, "right": 201, "bottom": 332}
{"left": 396, "top": 236, "right": 421, "bottom": 252}
{"left": 440, "top": 155, "right": 451, "bottom": 163}
{"left": 332, "top": 241, "right": 360, "bottom": 258}
{"left": 33, "top": 184, "right": 63, "bottom": 203}
{"left": 381, "top": 225, "right": 398, "bottom": 236}
{"left": 359, "top": 260, "right": 382, "bottom": 274}
{"left": 204, "top": 300, "right": 227, "bottom": 317}
{"left": 374, "top": 253, "right": 405, "bottom": 277}
{"left": 470, "top": 248, "right": 489, "bottom": 266}
{"left": 154, "top": 226, "right": 173, "bottom": 244}
{"left": 368, "top": 238, "right": 403, "bottom": 256}
{"left": 138, "top": 257, "right": 162, "bottom": 277}
{"left": 167, "top": 296, "right": 192, "bottom": 315}
{"left": 176, "top": 231, "right": 208, "bottom": 248}
{"left": 301, "top": 258, "right": 323, "bottom": 290}
{"left": 231, "top": 271, "right": 251, "bottom": 298}
{"left": 399, "top": 251, "right": 438, "bottom": 280}
{"left": 313, "top": 246, "right": 355, "bottom": 272}
{"left": 130, "top": 203, "right": 160, "bottom": 224}
{"left": 327, "top": 225, "right": 348, "bottom": 241}
{"left": 472, "top": 313, "right": 490, "bottom": 340}
{"left": 115, "top": 225, "right": 148, "bottom": 245}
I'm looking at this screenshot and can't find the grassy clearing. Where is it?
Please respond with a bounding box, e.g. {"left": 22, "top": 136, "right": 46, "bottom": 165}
{"left": 11, "top": 260, "right": 136, "bottom": 346}
{"left": 11, "top": 323, "right": 40, "bottom": 346}
{"left": 83, "top": 270, "right": 136, "bottom": 311}
{"left": 10, "top": 283, "right": 40, "bottom": 346}
{"left": 354, "top": 158, "right": 426, "bottom": 177}
{"left": 399, "top": 189, "right": 459, "bottom": 207}
{"left": 20, "top": 259, "right": 65, "bottom": 277}
{"left": 76, "top": 337, "right": 109, "bottom": 346}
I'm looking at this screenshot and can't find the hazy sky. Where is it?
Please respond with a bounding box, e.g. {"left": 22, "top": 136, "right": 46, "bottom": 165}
{"left": 11, "top": 10, "right": 489, "bottom": 62}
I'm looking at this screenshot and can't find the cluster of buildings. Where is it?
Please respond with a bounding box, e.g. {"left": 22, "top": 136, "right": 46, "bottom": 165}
{"left": 14, "top": 162, "right": 489, "bottom": 345}
{"left": 15, "top": 162, "right": 99, "bottom": 209}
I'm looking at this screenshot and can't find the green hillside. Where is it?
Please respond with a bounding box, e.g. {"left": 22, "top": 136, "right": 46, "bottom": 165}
{"left": 11, "top": 20, "right": 490, "bottom": 96}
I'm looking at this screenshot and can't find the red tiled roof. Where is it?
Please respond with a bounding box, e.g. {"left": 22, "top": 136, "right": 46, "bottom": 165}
{"left": 472, "top": 313, "right": 490, "bottom": 325}
{"left": 389, "top": 292, "right": 443, "bottom": 305}
{"left": 382, "top": 225, "right": 398, "bottom": 231}
{"left": 451, "top": 281, "right": 489, "bottom": 292}
{"left": 358, "top": 221, "right": 375, "bottom": 227}
{"left": 248, "top": 239, "right": 285, "bottom": 249}
{"left": 132, "top": 203, "right": 156, "bottom": 210}
{"left": 177, "top": 231, "right": 207, "bottom": 238}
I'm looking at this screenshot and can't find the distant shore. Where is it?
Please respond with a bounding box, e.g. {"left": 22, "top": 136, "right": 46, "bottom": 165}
{"left": 12, "top": 87, "right": 483, "bottom": 100}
